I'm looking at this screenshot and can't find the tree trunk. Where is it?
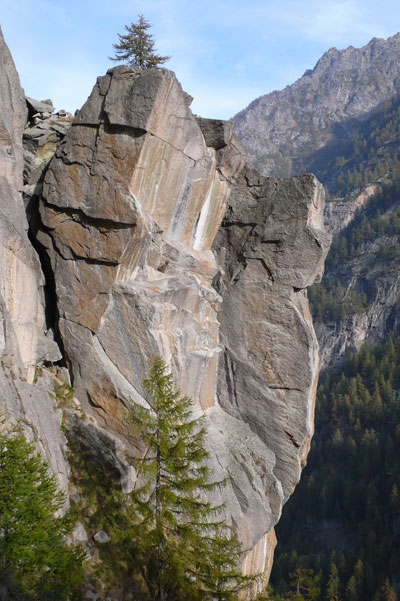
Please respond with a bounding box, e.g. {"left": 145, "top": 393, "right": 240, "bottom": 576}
{"left": 155, "top": 427, "right": 164, "bottom": 601}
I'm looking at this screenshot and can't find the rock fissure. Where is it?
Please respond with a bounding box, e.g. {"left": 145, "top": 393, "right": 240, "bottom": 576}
{"left": 90, "top": 123, "right": 103, "bottom": 176}
{"left": 57, "top": 249, "right": 120, "bottom": 266}
{"left": 40, "top": 198, "right": 136, "bottom": 231}
{"left": 284, "top": 430, "right": 301, "bottom": 449}
{"left": 148, "top": 129, "right": 199, "bottom": 163}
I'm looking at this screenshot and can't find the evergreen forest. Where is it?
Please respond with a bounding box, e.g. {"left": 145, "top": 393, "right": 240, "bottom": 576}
{"left": 295, "top": 92, "right": 400, "bottom": 197}
{"left": 269, "top": 336, "right": 400, "bottom": 600}
{"left": 268, "top": 89, "right": 400, "bottom": 600}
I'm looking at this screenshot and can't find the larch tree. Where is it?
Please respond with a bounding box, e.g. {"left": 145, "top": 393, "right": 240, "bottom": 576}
{"left": 110, "top": 15, "right": 170, "bottom": 69}
{"left": 119, "top": 357, "right": 255, "bottom": 601}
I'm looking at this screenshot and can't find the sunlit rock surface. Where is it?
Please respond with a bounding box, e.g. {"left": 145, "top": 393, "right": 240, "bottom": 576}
{"left": 0, "top": 27, "right": 69, "bottom": 490}
{"left": 0, "top": 30, "right": 330, "bottom": 587}
{"left": 36, "top": 65, "right": 330, "bottom": 580}
{"left": 0, "top": 27, "right": 40, "bottom": 378}
{"left": 213, "top": 168, "right": 329, "bottom": 500}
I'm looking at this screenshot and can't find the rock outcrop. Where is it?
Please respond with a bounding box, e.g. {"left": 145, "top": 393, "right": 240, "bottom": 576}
{"left": 323, "top": 184, "right": 379, "bottom": 237}
{"left": 0, "top": 26, "right": 69, "bottom": 490}
{"left": 213, "top": 168, "right": 329, "bottom": 500}
{"left": 35, "top": 65, "right": 329, "bottom": 578}
{"left": 0, "top": 26, "right": 40, "bottom": 379}
{"left": 316, "top": 222, "right": 400, "bottom": 370}
{"left": 0, "top": 28, "right": 330, "bottom": 589}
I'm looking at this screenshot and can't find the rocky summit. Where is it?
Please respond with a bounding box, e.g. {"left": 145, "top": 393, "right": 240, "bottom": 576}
{"left": 233, "top": 33, "right": 400, "bottom": 177}
{"left": 0, "top": 27, "right": 330, "bottom": 590}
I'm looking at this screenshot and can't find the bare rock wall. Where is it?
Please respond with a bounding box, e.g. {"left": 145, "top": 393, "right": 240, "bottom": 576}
{"left": 0, "top": 27, "right": 69, "bottom": 491}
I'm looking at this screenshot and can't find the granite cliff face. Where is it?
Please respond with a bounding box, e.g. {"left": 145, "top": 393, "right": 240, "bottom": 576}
{"left": 232, "top": 32, "right": 400, "bottom": 373}
{"left": 0, "top": 28, "right": 330, "bottom": 589}
{"left": 233, "top": 33, "right": 400, "bottom": 177}
{"left": 0, "top": 27, "right": 70, "bottom": 491}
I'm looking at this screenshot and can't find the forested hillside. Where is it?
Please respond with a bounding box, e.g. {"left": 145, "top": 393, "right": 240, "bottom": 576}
{"left": 269, "top": 336, "right": 400, "bottom": 600}
{"left": 297, "top": 92, "right": 400, "bottom": 197}
{"left": 307, "top": 96, "right": 400, "bottom": 367}
{"left": 267, "top": 69, "right": 400, "bottom": 601}
{"left": 309, "top": 180, "right": 400, "bottom": 326}
{"left": 232, "top": 34, "right": 400, "bottom": 178}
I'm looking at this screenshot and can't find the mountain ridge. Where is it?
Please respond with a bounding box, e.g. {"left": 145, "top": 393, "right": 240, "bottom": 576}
{"left": 233, "top": 32, "right": 400, "bottom": 178}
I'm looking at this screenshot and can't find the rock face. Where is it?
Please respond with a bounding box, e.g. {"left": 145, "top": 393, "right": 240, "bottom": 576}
{"left": 0, "top": 26, "right": 41, "bottom": 378}
{"left": 35, "top": 65, "right": 329, "bottom": 579}
{"left": 0, "top": 28, "right": 330, "bottom": 589}
{"left": 316, "top": 223, "right": 400, "bottom": 370}
{"left": 323, "top": 184, "right": 379, "bottom": 237}
{"left": 230, "top": 32, "right": 400, "bottom": 374}
{"left": 213, "top": 168, "right": 329, "bottom": 500}
{"left": 0, "top": 27, "right": 69, "bottom": 490}
{"left": 38, "top": 65, "right": 244, "bottom": 432}
{"left": 233, "top": 33, "right": 400, "bottom": 177}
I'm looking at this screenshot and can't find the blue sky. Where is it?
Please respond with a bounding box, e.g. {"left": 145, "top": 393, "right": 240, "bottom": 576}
{"left": 2, "top": 0, "right": 400, "bottom": 119}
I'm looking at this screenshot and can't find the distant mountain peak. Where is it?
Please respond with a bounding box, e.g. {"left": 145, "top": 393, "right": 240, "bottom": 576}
{"left": 233, "top": 32, "right": 400, "bottom": 177}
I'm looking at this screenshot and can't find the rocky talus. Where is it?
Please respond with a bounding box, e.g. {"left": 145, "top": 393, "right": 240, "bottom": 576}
{"left": 0, "top": 28, "right": 330, "bottom": 588}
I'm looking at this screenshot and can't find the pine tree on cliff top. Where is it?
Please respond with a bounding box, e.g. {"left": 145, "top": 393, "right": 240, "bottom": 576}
{"left": 110, "top": 14, "right": 170, "bottom": 69}
{"left": 121, "top": 357, "right": 255, "bottom": 601}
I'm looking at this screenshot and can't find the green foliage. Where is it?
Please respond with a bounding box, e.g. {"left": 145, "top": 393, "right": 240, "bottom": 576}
{"left": 296, "top": 92, "right": 400, "bottom": 197}
{"left": 51, "top": 381, "right": 74, "bottom": 408}
{"left": 0, "top": 422, "right": 85, "bottom": 600}
{"left": 273, "top": 67, "right": 400, "bottom": 601}
{"left": 121, "top": 357, "right": 252, "bottom": 601}
{"left": 309, "top": 180, "right": 400, "bottom": 324}
{"left": 269, "top": 334, "right": 400, "bottom": 601}
{"left": 325, "top": 562, "right": 341, "bottom": 601}
{"left": 287, "top": 568, "right": 321, "bottom": 600}
{"left": 373, "top": 579, "right": 397, "bottom": 601}
{"left": 327, "top": 181, "right": 400, "bottom": 263}
{"left": 67, "top": 448, "right": 134, "bottom": 594}
{"left": 309, "top": 276, "right": 368, "bottom": 323}
{"left": 110, "top": 14, "right": 170, "bottom": 69}
{"left": 70, "top": 358, "right": 255, "bottom": 600}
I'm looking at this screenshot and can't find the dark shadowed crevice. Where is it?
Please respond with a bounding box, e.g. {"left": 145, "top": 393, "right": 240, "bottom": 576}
{"left": 25, "top": 194, "right": 68, "bottom": 368}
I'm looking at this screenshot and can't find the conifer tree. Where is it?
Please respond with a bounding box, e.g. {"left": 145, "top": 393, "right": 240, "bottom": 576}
{"left": 373, "top": 579, "right": 397, "bottom": 601}
{"left": 110, "top": 15, "right": 170, "bottom": 69}
{"left": 0, "top": 422, "right": 85, "bottom": 600}
{"left": 326, "top": 562, "right": 341, "bottom": 601}
{"left": 122, "top": 357, "right": 253, "bottom": 601}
